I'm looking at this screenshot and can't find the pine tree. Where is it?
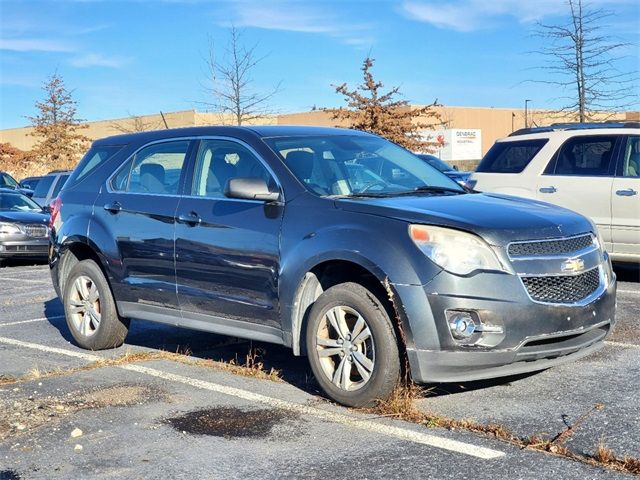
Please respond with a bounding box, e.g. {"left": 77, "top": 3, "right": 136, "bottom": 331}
{"left": 327, "top": 57, "right": 441, "bottom": 152}
{"left": 27, "top": 73, "right": 90, "bottom": 172}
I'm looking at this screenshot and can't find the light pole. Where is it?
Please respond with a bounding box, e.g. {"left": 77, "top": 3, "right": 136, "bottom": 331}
{"left": 524, "top": 99, "right": 532, "bottom": 128}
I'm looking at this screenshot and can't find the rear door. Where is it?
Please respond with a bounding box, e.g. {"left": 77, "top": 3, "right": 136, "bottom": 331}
{"left": 535, "top": 135, "right": 619, "bottom": 248}
{"left": 94, "top": 139, "right": 193, "bottom": 316}
{"left": 174, "top": 138, "right": 284, "bottom": 339}
{"left": 611, "top": 135, "right": 640, "bottom": 258}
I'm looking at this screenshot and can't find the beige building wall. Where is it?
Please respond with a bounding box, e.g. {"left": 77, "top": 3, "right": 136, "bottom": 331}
{"left": 1, "top": 106, "right": 635, "bottom": 157}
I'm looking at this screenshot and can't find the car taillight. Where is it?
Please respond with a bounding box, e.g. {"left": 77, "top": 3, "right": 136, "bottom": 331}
{"left": 49, "top": 197, "right": 62, "bottom": 229}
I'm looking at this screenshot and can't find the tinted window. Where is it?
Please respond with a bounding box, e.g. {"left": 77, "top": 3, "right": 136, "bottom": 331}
{"left": 51, "top": 174, "right": 70, "bottom": 197}
{"left": 548, "top": 136, "right": 616, "bottom": 176}
{"left": 115, "top": 141, "right": 190, "bottom": 194}
{"left": 65, "top": 145, "right": 123, "bottom": 189}
{"left": 264, "top": 135, "right": 462, "bottom": 196}
{"left": 0, "top": 172, "right": 18, "bottom": 188}
{"left": 476, "top": 139, "right": 548, "bottom": 173}
{"left": 33, "top": 175, "right": 55, "bottom": 197}
{"left": 191, "top": 140, "right": 275, "bottom": 198}
{"left": 0, "top": 193, "right": 41, "bottom": 211}
{"left": 621, "top": 136, "right": 640, "bottom": 178}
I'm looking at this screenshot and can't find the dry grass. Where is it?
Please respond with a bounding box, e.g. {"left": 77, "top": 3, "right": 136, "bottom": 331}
{"left": 368, "top": 381, "right": 640, "bottom": 476}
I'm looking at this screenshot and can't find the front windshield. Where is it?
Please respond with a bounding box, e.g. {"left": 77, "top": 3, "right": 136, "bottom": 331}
{"left": 264, "top": 135, "right": 464, "bottom": 197}
{"left": 0, "top": 172, "right": 19, "bottom": 188}
{"left": 0, "top": 193, "right": 42, "bottom": 212}
{"left": 418, "top": 154, "right": 452, "bottom": 173}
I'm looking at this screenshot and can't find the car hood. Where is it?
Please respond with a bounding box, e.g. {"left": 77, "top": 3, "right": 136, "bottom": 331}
{"left": 0, "top": 211, "right": 49, "bottom": 224}
{"left": 335, "top": 192, "right": 593, "bottom": 246}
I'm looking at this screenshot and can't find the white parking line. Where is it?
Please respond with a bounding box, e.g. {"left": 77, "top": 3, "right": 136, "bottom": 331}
{"left": 617, "top": 289, "right": 639, "bottom": 295}
{"left": 0, "top": 316, "right": 64, "bottom": 327}
{"left": 0, "top": 277, "right": 51, "bottom": 285}
{"left": 0, "top": 335, "right": 504, "bottom": 460}
{"left": 605, "top": 340, "right": 640, "bottom": 349}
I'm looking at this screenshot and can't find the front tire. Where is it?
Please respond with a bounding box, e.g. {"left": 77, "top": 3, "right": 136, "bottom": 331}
{"left": 306, "top": 282, "right": 400, "bottom": 407}
{"left": 63, "top": 259, "right": 129, "bottom": 350}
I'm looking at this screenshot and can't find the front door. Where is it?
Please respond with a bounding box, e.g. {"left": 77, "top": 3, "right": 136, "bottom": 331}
{"left": 536, "top": 135, "right": 618, "bottom": 248}
{"left": 611, "top": 135, "right": 640, "bottom": 258}
{"left": 95, "top": 139, "right": 192, "bottom": 315}
{"left": 174, "top": 139, "right": 283, "bottom": 338}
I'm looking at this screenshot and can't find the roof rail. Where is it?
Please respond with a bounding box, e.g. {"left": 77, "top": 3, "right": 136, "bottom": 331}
{"left": 509, "top": 121, "right": 640, "bottom": 136}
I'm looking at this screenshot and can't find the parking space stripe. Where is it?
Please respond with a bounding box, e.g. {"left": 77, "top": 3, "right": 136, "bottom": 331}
{"left": 617, "top": 289, "right": 639, "bottom": 295}
{"left": 0, "top": 316, "right": 64, "bottom": 327}
{"left": 0, "top": 277, "right": 51, "bottom": 285}
{"left": 0, "top": 335, "right": 505, "bottom": 460}
{"left": 605, "top": 340, "right": 640, "bottom": 349}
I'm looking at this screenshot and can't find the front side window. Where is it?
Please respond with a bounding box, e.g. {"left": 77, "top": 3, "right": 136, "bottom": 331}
{"left": 547, "top": 136, "right": 616, "bottom": 176}
{"left": 113, "top": 141, "right": 190, "bottom": 194}
{"left": 264, "top": 135, "right": 462, "bottom": 197}
{"left": 621, "top": 136, "right": 640, "bottom": 178}
{"left": 476, "top": 139, "right": 548, "bottom": 174}
{"left": 191, "top": 140, "right": 275, "bottom": 198}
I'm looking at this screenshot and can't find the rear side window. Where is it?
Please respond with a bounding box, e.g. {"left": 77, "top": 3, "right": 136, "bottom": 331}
{"left": 65, "top": 145, "right": 123, "bottom": 188}
{"left": 545, "top": 135, "right": 616, "bottom": 176}
{"left": 620, "top": 136, "right": 639, "bottom": 178}
{"left": 51, "top": 174, "right": 70, "bottom": 197}
{"left": 476, "top": 139, "right": 548, "bottom": 173}
{"left": 113, "top": 141, "right": 190, "bottom": 195}
{"left": 33, "top": 175, "right": 54, "bottom": 197}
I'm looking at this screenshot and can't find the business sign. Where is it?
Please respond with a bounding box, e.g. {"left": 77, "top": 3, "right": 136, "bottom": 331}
{"left": 420, "top": 129, "right": 482, "bottom": 161}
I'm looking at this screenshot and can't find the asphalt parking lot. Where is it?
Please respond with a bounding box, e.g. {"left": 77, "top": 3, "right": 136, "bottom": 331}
{"left": 0, "top": 262, "right": 638, "bottom": 479}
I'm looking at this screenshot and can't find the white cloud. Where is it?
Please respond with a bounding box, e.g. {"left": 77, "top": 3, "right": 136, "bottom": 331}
{"left": 0, "top": 38, "right": 75, "bottom": 52}
{"left": 69, "top": 53, "right": 131, "bottom": 68}
{"left": 221, "top": 1, "right": 373, "bottom": 47}
{"left": 401, "top": 0, "right": 636, "bottom": 32}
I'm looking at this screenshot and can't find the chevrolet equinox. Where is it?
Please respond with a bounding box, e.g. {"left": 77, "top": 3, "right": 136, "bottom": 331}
{"left": 49, "top": 126, "right": 617, "bottom": 407}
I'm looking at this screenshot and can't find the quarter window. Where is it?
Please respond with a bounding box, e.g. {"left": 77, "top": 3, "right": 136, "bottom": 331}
{"left": 113, "top": 141, "right": 190, "bottom": 194}
{"left": 621, "top": 136, "right": 640, "bottom": 178}
{"left": 547, "top": 136, "right": 616, "bottom": 176}
{"left": 476, "top": 139, "right": 548, "bottom": 174}
{"left": 191, "top": 140, "right": 275, "bottom": 198}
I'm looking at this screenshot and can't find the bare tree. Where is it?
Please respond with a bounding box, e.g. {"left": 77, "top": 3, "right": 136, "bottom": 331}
{"left": 27, "top": 72, "right": 90, "bottom": 172}
{"left": 532, "top": 0, "right": 637, "bottom": 121}
{"left": 201, "top": 27, "right": 281, "bottom": 125}
{"left": 326, "top": 57, "right": 441, "bottom": 152}
{"left": 110, "top": 113, "right": 163, "bottom": 133}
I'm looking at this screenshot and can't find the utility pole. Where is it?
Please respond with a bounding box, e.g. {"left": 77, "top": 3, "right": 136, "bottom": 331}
{"left": 524, "top": 99, "right": 532, "bottom": 128}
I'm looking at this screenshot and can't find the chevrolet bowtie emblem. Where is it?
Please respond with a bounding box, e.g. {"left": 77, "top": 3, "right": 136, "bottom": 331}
{"left": 561, "top": 258, "right": 585, "bottom": 273}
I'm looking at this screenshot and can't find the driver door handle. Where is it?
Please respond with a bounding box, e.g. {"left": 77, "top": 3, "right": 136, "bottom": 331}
{"left": 103, "top": 201, "right": 122, "bottom": 213}
{"left": 616, "top": 188, "right": 637, "bottom": 197}
{"left": 539, "top": 186, "right": 557, "bottom": 194}
{"left": 177, "top": 212, "right": 201, "bottom": 226}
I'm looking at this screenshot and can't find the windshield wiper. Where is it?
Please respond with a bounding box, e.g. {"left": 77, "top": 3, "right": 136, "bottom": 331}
{"left": 406, "top": 185, "right": 466, "bottom": 195}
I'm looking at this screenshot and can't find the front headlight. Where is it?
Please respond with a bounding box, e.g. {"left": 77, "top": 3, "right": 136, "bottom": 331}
{"left": 0, "top": 222, "right": 22, "bottom": 236}
{"left": 409, "top": 225, "right": 507, "bottom": 275}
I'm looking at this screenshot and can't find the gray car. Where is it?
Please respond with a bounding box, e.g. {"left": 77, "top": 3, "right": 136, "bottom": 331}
{"left": 0, "top": 189, "right": 50, "bottom": 266}
{"left": 31, "top": 170, "right": 71, "bottom": 207}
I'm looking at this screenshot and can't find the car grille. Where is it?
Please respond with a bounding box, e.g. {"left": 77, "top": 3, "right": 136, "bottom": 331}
{"left": 24, "top": 224, "right": 48, "bottom": 238}
{"left": 508, "top": 234, "right": 594, "bottom": 257}
{"left": 521, "top": 268, "right": 600, "bottom": 303}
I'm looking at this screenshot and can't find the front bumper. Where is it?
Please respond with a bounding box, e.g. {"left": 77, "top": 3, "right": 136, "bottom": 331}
{"left": 0, "top": 239, "right": 49, "bottom": 259}
{"left": 395, "top": 264, "right": 616, "bottom": 384}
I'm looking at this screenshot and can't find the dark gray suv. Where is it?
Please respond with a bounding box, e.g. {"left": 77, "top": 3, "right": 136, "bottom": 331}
{"left": 49, "top": 126, "right": 616, "bottom": 406}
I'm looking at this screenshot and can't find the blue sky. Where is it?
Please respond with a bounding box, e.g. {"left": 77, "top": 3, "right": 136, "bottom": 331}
{"left": 0, "top": 0, "right": 638, "bottom": 129}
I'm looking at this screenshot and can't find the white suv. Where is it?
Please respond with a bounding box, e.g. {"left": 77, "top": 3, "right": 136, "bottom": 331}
{"left": 469, "top": 123, "right": 640, "bottom": 263}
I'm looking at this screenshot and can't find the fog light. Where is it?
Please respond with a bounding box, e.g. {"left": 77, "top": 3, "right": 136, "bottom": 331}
{"left": 448, "top": 312, "right": 476, "bottom": 340}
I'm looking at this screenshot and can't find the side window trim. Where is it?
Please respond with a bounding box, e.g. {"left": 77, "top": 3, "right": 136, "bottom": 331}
{"left": 543, "top": 135, "right": 620, "bottom": 177}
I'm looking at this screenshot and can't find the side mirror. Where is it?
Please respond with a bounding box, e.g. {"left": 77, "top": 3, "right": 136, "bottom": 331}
{"left": 453, "top": 165, "right": 459, "bottom": 171}
{"left": 224, "top": 177, "right": 280, "bottom": 202}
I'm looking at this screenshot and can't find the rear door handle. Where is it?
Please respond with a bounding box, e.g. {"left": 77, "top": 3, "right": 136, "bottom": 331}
{"left": 616, "top": 188, "right": 637, "bottom": 197}
{"left": 539, "top": 186, "right": 557, "bottom": 194}
{"left": 177, "top": 212, "right": 201, "bottom": 226}
{"left": 103, "top": 201, "right": 122, "bottom": 213}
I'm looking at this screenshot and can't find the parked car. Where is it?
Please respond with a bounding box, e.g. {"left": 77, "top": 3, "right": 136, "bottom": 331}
{"left": 20, "top": 176, "right": 43, "bottom": 191}
{"left": 0, "top": 188, "right": 50, "bottom": 266}
{"left": 469, "top": 122, "right": 640, "bottom": 263}
{"left": 1, "top": 171, "right": 35, "bottom": 197}
{"left": 50, "top": 126, "right": 616, "bottom": 407}
{"left": 416, "top": 154, "right": 472, "bottom": 187}
{"left": 31, "top": 170, "right": 71, "bottom": 207}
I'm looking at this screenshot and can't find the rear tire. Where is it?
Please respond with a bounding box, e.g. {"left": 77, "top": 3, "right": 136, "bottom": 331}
{"left": 306, "top": 282, "right": 400, "bottom": 407}
{"left": 63, "top": 259, "right": 129, "bottom": 350}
